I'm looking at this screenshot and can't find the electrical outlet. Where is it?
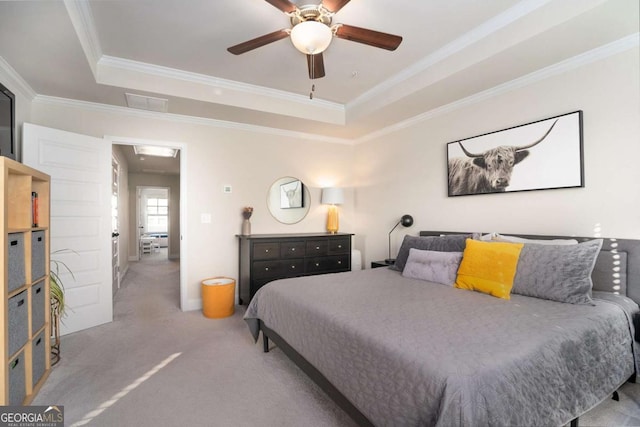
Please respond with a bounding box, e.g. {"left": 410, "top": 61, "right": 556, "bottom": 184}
{"left": 223, "top": 185, "right": 232, "bottom": 193}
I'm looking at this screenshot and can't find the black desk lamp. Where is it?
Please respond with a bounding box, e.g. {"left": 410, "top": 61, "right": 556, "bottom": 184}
{"left": 386, "top": 214, "right": 414, "bottom": 264}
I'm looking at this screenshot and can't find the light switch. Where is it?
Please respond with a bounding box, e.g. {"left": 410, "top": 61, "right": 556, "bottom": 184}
{"left": 223, "top": 185, "right": 232, "bottom": 193}
{"left": 201, "top": 213, "right": 211, "bottom": 223}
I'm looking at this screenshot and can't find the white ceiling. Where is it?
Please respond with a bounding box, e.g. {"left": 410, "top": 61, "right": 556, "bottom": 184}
{"left": 0, "top": 0, "right": 638, "bottom": 146}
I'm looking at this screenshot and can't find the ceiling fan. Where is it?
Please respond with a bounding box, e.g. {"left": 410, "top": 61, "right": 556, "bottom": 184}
{"left": 227, "top": 0, "right": 403, "bottom": 80}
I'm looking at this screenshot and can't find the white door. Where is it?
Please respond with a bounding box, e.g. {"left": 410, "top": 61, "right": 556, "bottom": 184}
{"left": 23, "top": 123, "right": 113, "bottom": 335}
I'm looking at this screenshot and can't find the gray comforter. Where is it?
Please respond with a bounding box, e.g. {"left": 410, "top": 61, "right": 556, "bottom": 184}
{"left": 244, "top": 268, "right": 638, "bottom": 427}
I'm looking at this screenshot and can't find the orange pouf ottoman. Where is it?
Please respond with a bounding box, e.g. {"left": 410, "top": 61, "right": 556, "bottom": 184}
{"left": 201, "top": 277, "right": 235, "bottom": 318}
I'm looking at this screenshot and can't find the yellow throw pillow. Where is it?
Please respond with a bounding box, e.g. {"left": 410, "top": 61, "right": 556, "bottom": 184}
{"left": 455, "top": 239, "right": 523, "bottom": 300}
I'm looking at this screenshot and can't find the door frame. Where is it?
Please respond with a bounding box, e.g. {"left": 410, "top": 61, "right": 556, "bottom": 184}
{"left": 105, "top": 136, "right": 187, "bottom": 311}
{"left": 112, "top": 155, "right": 121, "bottom": 295}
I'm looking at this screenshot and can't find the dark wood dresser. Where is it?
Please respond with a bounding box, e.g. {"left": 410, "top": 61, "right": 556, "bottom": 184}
{"left": 237, "top": 232, "right": 353, "bottom": 304}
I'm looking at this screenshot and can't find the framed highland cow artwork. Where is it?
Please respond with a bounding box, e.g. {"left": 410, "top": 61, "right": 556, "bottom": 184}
{"left": 447, "top": 111, "right": 584, "bottom": 197}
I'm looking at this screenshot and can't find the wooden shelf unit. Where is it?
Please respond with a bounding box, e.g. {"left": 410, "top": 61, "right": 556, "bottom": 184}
{"left": 0, "top": 157, "right": 51, "bottom": 405}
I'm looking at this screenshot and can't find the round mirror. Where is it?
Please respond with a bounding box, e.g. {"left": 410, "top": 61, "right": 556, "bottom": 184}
{"left": 267, "top": 176, "right": 311, "bottom": 224}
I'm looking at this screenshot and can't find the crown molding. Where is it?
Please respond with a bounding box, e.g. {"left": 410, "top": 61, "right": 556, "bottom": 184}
{"left": 65, "top": 1, "right": 345, "bottom": 124}
{"left": 33, "top": 95, "right": 353, "bottom": 145}
{"left": 64, "top": 0, "right": 103, "bottom": 78}
{"left": 0, "top": 56, "right": 37, "bottom": 100}
{"left": 346, "top": 0, "right": 611, "bottom": 121}
{"left": 354, "top": 33, "right": 639, "bottom": 145}
{"left": 349, "top": 0, "right": 553, "bottom": 112}
{"left": 96, "top": 55, "right": 345, "bottom": 125}
{"left": 98, "top": 55, "right": 343, "bottom": 113}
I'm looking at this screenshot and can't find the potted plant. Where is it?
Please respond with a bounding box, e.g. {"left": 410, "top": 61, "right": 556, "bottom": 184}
{"left": 49, "top": 250, "right": 75, "bottom": 365}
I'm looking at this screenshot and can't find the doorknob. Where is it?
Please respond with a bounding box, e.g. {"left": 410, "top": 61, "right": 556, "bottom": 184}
{"left": 112, "top": 232, "right": 120, "bottom": 238}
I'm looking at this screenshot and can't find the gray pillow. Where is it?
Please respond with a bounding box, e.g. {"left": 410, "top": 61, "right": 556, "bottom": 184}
{"left": 512, "top": 239, "right": 603, "bottom": 305}
{"left": 391, "top": 234, "right": 470, "bottom": 272}
{"left": 402, "top": 249, "right": 463, "bottom": 286}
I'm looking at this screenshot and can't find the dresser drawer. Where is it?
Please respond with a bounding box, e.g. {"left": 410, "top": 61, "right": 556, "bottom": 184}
{"left": 281, "top": 241, "right": 305, "bottom": 258}
{"left": 252, "top": 259, "right": 304, "bottom": 279}
{"left": 253, "top": 242, "right": 280, "bottom": 260}
{"left": 329, "top": 237, "right": 350, "bottom": 254}
{"left": 305, "top": 254, "right": 349, "bottom": 274}
{"left": 306, "top": 240, "right": 328, "bottom": 256}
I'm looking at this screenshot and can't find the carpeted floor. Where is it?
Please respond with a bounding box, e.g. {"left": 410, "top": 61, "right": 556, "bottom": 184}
{"left": 33, "top": 256, "right": 640, "bottom": 426}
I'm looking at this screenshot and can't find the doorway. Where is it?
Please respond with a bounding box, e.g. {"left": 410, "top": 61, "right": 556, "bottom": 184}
{"left": 110, "top": 138, "right": 185, "bottom": 310}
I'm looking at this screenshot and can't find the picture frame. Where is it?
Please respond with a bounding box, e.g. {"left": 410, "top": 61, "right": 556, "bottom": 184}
{"left": 280, "top": 179, "right": 304, "bottom": 209}
{"left": 447, "top": 111, "right": 584, "bottom": 197}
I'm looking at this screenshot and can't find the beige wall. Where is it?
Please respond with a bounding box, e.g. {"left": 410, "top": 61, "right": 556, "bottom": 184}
{"left": 29, "top": 103, "right": 356, "bottom": 309}
{"left": 354, "top": 49, "right": 640, "bottom": 265}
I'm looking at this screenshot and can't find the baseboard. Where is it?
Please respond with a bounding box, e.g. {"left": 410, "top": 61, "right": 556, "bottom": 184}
{"left": 119, "top": 264, "right": 129, "bottom": 282}
{"left": 182, "top": 298, "right": 202, "bottom": 312}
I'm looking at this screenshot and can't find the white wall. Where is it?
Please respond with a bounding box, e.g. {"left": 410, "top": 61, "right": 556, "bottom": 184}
{"left": 354, "top": 48, "right": 640, "bottom": 265}
{"left": 29, "top": 103, "right": 356, "bottom": 309}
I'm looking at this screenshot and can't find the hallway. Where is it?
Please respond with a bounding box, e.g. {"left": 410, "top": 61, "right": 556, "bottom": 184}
{"left": 115, "top": 255, "right": 181, "bottom": 322}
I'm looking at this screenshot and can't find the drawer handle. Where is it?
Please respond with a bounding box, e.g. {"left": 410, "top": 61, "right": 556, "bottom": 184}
{"left": 11, "top": 358, "right": 19, "bottom": 369}
{"left": 338, "top": 261, "right": 342, "bottom": 264}
{"left": 36, "top": 287, "right": 41, "bottom": 294}
{"left": 38, "top": 237, "right": 42, "bottom": 242}
{"left": 36, "top": 337, "right": 42, "bottom": 345}
{"left": 316, "top": 246, "right": 320, "bottom": 250}
{"left": 315, "top": 263, "right": 320, "bottom": 267}
{"left": 338, "top": 245, "right": 342, "bottom": 248}
{"left": 265, "top": 267, "right": 269, "bottom": 271}
{"left": 291, "top": 265, "right": 296, "bottom": 269}
{"left": 17, "top": 299, "right": 24, "bottom": 307}
{"left": 265, "top": 249, "right": 269, "bottom": 253}
{"left": 291, "top": 248, "right": 296, "bottom": 251}
{"left": 10, "top": 240, "right": 18, "bottom": 246}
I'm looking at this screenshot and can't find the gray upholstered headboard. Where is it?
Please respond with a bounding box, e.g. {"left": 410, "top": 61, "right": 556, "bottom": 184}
{"left": 419, "top": 231, "right": 640, "bottom": 305}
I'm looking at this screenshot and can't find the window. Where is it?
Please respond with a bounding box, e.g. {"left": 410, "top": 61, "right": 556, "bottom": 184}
{"left": 146, "top": 197, "right": 168, "bottom": 233}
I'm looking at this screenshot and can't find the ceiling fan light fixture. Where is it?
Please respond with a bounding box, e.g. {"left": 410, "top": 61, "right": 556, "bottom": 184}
{"left": 290, "top": 20, "right": 332, "bottom": 54}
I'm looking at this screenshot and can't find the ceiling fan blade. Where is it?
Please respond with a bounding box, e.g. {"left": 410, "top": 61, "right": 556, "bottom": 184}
{"left": 227, "top": 29, "right": 290, "bottom": 55}
{"left": 307, "top": 53, "right": 325, "bottom": 79}
{"left": 334, "top": 24, "right": 402, "bottom": 51}
{"left": 321, "top": 0, "right": 351, "bottom": 13}
{"left": 264, "top": 0, "right": 297, "bottom": 13}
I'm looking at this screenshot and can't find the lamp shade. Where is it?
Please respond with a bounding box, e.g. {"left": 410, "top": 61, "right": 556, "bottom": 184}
{"left": 400, "top": 214, "right": 414, "bottom": 227}
{"left": 387, "top": 214, "right": 414, "bottom": 263}
{"left": 321, "top": 187, "right": 344, "bottom": 205}
{"left": 290, "top": 21, "right": 333, "bottom": 54}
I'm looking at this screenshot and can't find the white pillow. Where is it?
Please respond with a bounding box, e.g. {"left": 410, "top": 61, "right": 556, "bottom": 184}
{"left": 493, "top": 233, "right": 578, "bottom": 245}
{"left": 478, "top": 233, "right": 495, "bottom": 241}
{"left": 402, "top": 248, "right": 463, "bottom": 286}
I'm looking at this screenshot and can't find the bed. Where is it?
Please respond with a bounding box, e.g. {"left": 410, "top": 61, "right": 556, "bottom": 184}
{"left": 244, "top": 231, "right": 640, "bottom": 426}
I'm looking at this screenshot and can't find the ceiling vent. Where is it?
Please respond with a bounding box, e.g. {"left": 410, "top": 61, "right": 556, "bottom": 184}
{"left": 125, "top": 93, "right": 169, "bottom": 113}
